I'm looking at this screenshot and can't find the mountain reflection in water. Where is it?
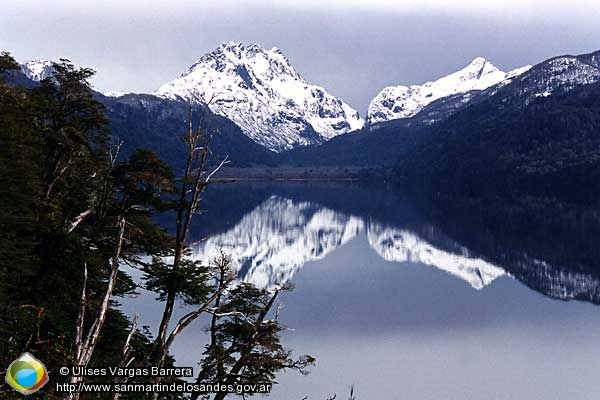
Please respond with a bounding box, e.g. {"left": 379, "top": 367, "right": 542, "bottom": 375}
{"left": 123, "top": 182, "right": 600, "bottom": 400}
{"left": 189, "top": 182, "right": 600, "bottom": 303}
{"left": 191, "top": 196, "right": 504, "bottom": 290}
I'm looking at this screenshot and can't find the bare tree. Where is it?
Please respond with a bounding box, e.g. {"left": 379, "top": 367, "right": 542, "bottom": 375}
{"left": 111, "top": 314, "right": 138, "bottom": 400}
{"left": 67, "top": 216, "right": 126, "bottom": 400}
{"left": 147, "top": 107, "right": 229, "bottom": 399}
{"left": 67, "top": 140, "right": 171, "bottom": 400}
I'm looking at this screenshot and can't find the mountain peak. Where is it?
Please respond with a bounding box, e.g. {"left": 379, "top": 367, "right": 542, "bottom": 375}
{"left": 449, "top": 57, "right": 503, "bottom": 85}
{"left": 467, "top": 56, "right": 491, "bottom": 68}
{"left": 470, "top": 56, "right": 487, "bottom": 64}
{"left": 20, "top": 60, "right": 55, "bottom": 82}
{"left": 367, "top": 57, "right": 528, "bottom": 124}
{"left": 222, "top": 40, "right": 242, "bottom": 48}
{"left": 465, "top": 57, "right": 502, "bottom": 76}
{"left": 154, "top": 42, "right": 363, "bottom": 152}
{"left": 188, "top": 42, "right": 298, "bottom": 80}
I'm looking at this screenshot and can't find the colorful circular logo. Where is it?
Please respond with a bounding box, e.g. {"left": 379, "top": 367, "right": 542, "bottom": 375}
{"left": 6, "top": 353, "right": 49, "bottom": 395}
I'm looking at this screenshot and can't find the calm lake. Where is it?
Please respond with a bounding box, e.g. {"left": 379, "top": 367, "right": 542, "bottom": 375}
{"left": 121, "top": 182, "right": 600, "bottom": 400}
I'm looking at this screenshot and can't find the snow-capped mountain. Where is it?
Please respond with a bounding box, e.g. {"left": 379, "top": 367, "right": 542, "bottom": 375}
{"left": 154, "top": 42, "right": 364, "bottom": 153}
{"left": 191, "top": 196, "right": 505, "bottom": 290}
{"left": 19, "top": 59, "right": 106, "bottom": 92}
{"left": 367, "top": 57, "right": 531, "bottom": 124}
{"left": 19, "top": 60, "right": 55, "bottom": 82}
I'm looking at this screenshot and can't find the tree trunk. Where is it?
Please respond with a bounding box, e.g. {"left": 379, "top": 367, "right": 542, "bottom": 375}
{"left": 67, "top": 217, "right": 126, "bottom": 400}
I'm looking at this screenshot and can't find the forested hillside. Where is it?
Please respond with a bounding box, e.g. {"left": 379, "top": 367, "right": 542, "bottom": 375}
{"left": 396, "top": 80, "right": 600, "bottom": 204}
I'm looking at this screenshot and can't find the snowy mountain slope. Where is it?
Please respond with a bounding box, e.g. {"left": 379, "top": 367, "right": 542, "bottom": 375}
{"left": 367, "top": 58, "right": 531, "bottom": 124}
{"left": 478, "top": 51, "right": 600, "bottom": 107}
{"left": 101, "top": 92, "right": 277, "bottom": 169}
{"left": 154, "top": 42, "right": 364, "bottom": 153}
{"left": 19, "top": 59, "right": 105, "bottom": 93}
{"left": 191, "top": 196, "right": 505, "bottom": 290}
{"left": 11, "top": 58, "right": 277, "bottom": 168}
{"left": 104, "top": 90, "right": 132, "bottom": 98}
{"left": 19, "top": 60, "right": 55, "bottom": 82}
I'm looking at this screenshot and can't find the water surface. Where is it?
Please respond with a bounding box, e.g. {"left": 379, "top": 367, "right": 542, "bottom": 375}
{"left": 122, "top": 182, "right": 600, "bottom": 399}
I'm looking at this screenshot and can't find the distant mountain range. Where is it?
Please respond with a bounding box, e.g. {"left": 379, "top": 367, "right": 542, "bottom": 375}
{"left": 16, "top": 43, "right": 533, "bottom": 154}
{"left": 17, "top": 43, "right": 365, "bottom": 158}
{"left": 277, "top": 49, "right": 600, "bottom": 203}
{"left": 12, "top": 45, "right": 600, "bottom": 201}
{"left": 393, "top": 50, "right": 600, "bottom": 201}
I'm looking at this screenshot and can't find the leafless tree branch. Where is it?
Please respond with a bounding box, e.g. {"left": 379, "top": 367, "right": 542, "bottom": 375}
{"left": 74, "top": 262, "right": 87, "bottom": 360}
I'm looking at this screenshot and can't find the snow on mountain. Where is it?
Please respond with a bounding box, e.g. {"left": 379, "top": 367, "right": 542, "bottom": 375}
{"left": 19, "top": 60, "right": 55, "bottom": 82}
{"left": 103, "top": 90, "right": 132, "bottom": 98}
{"left": 367, "top": 57, "right": 531, "bottom": 124}
{"left": 154, "top": 42, "right": 364, "bottom": 153}
{"left": 532, "top": 55, "right": 600, "bottom": 93}
{"left": 366, "top": 223, "right": 505, "bottom": 290}
{"left": 505, "top": 65, "right": 533, "bottom": 80}
{"left": 191, "top": 196, "right": 505, "bottom": 290}
{"left": 493, "top": 53, "right": 600, "bottom": 103}
{"left": 19, "top": 59, "right": 103, "bottom": 93}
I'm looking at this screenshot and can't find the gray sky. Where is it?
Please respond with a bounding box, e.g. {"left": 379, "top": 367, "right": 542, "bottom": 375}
{"left": 2, "top": 0, "right": 600, "bottom": 113}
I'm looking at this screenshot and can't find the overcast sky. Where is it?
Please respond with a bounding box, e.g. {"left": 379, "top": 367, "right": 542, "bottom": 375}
{"left": 2, "top": 0, "right": 599, "bottom": 113}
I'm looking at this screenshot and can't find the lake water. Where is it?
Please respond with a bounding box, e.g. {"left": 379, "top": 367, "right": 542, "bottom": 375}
{"left": 121, "top": 182, "right": 600, "bottom": 400}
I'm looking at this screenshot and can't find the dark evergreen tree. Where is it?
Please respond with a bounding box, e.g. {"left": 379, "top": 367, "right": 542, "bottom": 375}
{"left": 191, "top": 274, "right": 315, "bottom": 400}
{"left": 1, "top": 51, "right": 313, "bottom": 400}
{"left": 0, "top": 53, "right": 177, "bottom": 399}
